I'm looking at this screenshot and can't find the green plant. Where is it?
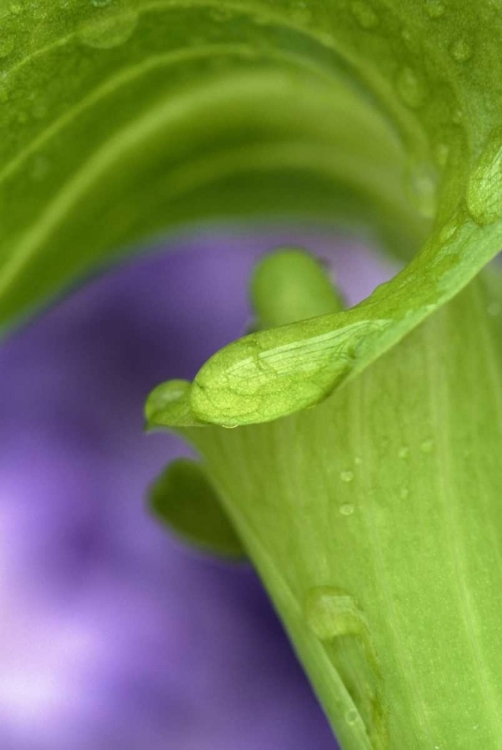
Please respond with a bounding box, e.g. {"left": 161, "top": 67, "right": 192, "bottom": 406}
{"left": 3, "top": 1, "right": 502, "bottom": 747}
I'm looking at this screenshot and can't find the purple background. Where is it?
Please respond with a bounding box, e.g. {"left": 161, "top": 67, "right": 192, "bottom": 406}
{"left": 0, "top": 228, "right": 394, "bottom": 750}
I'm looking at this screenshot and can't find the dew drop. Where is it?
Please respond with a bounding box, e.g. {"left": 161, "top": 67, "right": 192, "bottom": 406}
{"left": 0, "top": 36, "right": 14, "bottom": 59}
{"left": 304, "top": 586, "right": 366, "bottom": 641}
{"left": 340, "top": 470, "right": 354, "bottom": 483}
{"left": 345, "top": 708, "right": 360, "bottom": 726}
{"left": 450, "top": 38, "right": 472, "bottom": 63}
{"left": 354, "top": 456, "right": 362, "bottom": 466}
{"left": 80, "top": 3, "right": 138, "bottom": 49}
{"left": 398, "top": 446, "right": 409, "bottom": 459}
{"left": 397, "top": 67, "right": 426, "bottom": 109}
{"left": 420, "top": 439, "right": 434, "bottom": 453}
{"left": 425, "top": 0, "right": 445, "bottom": 18}
{"left": 405, "top": 160, "right": 438, "bottom": 218}
{"left": 466, "top": 134, "right": 502, "bottom": 226}
{"left": 351, "top": 1, "right": 379, "bottom": 30}
{"left": 340, "top": 503, "right": 355, "bottom": 516}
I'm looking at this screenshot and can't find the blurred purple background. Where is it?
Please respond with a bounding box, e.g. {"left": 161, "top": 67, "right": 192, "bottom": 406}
{"left": 0, "top": 227, "right": 395, "bottom": 750}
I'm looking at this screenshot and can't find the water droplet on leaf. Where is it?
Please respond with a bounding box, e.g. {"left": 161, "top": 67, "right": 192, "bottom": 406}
{"left": 340, "top": 470, "right": 354, "bottom": 483}
{"left": 397, "top": 68, "right": 426, "bottom": 109}
{"left": 340, "top": 503, "right": 355, "bottom": 516}
{"left": 304, "top": 587, "right": 366, "bottom": 641}
{"left": 345, "top": 708, "right": 360, "bottom": 725}
{"left": 398, "top": 446, "right": 410, "bottom": 459}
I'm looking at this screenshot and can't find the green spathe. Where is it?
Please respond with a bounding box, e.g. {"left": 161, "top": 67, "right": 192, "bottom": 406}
{"left": 182, "top": 277, "right": 502, "bottom": 749}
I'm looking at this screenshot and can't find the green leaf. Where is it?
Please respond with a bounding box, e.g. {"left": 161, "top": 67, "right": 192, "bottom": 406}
{"left": 181, "top": 275, "right": 502, "bottom": 749}
{"left": 149, "top": 457, "right": 245, "bottom": 558}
